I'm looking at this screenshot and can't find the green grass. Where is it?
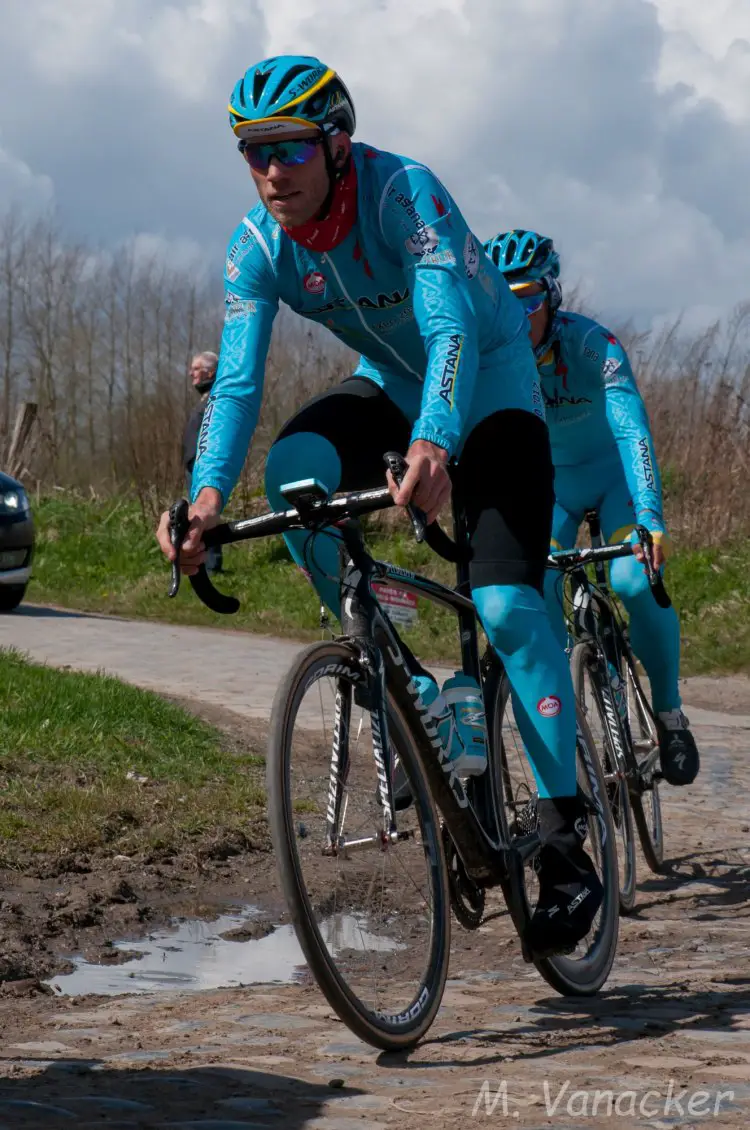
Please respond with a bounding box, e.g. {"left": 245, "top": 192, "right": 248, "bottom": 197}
{"left": 27, "top": 494, "right": 463, "bottom": 663}
{"left": 0, "top": 648, "right": 266, "bottom": 858}
{"left": 668, "top": 544, "right": 750, "bottom": 674}
{"left": 26, "top": 494, "right": 750, "bottom": 676}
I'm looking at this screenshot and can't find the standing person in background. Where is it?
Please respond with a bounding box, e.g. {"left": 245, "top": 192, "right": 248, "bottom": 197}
{"left": 182, "top": 351, "right": 223, "bottom": 574}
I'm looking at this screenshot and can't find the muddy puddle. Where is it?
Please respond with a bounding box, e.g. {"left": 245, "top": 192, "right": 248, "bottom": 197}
{"left": 47, "top": 907, "right": 404, "bottom": 997}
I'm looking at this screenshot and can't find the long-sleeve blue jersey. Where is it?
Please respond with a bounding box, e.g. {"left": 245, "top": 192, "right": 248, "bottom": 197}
{"left": 538, "top": 311, "right": 665, "bottom": 532}
{"left": 191, "top": 142, "right": 534, "bottom": 503}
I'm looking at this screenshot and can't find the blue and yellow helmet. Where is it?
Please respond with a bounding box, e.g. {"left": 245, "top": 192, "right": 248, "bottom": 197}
{"left": 484, "top": 229, "right": 562, "bottom": 314}
{"left": 228, "top": 55, "right": 356, "bottom": 142}
{"left": 484, "top": 230, "right": 560, "bottom": 284}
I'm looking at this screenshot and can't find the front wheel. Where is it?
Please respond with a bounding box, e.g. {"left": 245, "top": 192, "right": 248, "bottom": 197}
{"left": 623, "top": 651, "right": 665, "bottom": 872}
{"left": 266, "top": 640, "right": 451, "bottom": 1051}
{"left": 571, "top": 642, "right": 637, "bottom": 915}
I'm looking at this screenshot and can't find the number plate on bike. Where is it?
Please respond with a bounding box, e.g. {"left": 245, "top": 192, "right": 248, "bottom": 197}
{"left": 373, "top": 583, "right": 418, "bottom": 627}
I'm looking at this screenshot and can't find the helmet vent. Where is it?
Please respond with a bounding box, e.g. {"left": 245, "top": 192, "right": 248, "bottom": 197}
{"left": 252, "top": 67, "right": 272, "bottom": 106}
{"left": 270, "top": 64, "right": 312, "bottom": 105}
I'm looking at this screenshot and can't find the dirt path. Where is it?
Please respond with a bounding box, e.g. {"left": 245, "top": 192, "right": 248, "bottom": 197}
{"left": 1, "top": 607, "right": 750, "bottom": 1127}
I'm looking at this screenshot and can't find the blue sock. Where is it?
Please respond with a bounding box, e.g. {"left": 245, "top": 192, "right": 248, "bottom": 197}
{"left": 610, "top": 553, "right": 682, "bottom": 713}
{"left": 265, "top": 432, "right": 343, "bottom": 618}
{"left": 473, "top": 583, "right": 577, "bottom": 798}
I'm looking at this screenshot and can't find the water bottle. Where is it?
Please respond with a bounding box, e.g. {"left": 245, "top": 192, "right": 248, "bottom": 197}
{"left": 441, "top": 672, "right": 488, "bottom": 775}
{"left": 414, "top": 673, "right": 488, "bottom": 776}
{"left": 413, "top": 675, "right": 462, "bottom": 762}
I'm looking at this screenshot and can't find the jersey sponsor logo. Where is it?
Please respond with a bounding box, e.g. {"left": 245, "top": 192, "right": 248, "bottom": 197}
{"left": 421, "top": 248, "right": 456, "bottom": 266}
{"left": 463, "top": 232, "right": 479, "bottom": 278}
{"left": 226, "top": 258, "right": 240, "bottom": 282}
{"left": 639, "top": 436, "right": 655, "bottom": 490}
{"left": 375, "top": 304, "right": 415, "bottom": 334}
{"left": 531, "top": 378, "right": 545, "bottom": 420}
{"left": 196, "top": 397, "right": 215, "bottom": 458}
{"left": 387, "top": 188, "right": 439, "bottom": 248}
{"left": 225, "top": 298, "right": 257, "bottom": 321}
{"left": 304, "top": 271, "right": 326, "bottom": 295}
{"left": 308, "top": 287, "right": 410, "bottom": 314}
{"left": 227, "top": 231, "right": 256, "bottom": 268}
{"left": 537, "top": 695, "right": 562, "bottom": 718}
{"left": 405, "top": 226, "right": 439, "bottom": 257}
{"left": 602, "top": 356, "right": 622, "bottom": 381}
{"left": 543, "top": 390, "right": 592, "bottom": 410}
{"left": 438, "top": 333, "right": 463, "bottom": 407}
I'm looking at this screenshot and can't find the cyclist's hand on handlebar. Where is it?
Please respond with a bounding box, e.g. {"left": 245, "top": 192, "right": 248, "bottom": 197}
{"left": 156, "top": 489, "right": 222, "bottom": 575}
{"left": 633, "top": 529, "right": 667, "bottom": 572}
{"left": 386, "top": 440, "right": 451, "bottom": 526}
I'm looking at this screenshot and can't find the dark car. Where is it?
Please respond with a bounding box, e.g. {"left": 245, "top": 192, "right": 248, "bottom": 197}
{"left": 0, "top": 470, "right": 34, "bottom": 612}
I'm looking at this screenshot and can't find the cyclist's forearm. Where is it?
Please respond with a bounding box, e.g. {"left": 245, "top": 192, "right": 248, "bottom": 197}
{"left": 606, "top": 385, "right": 665, "bottom": 531}
{"left": 192, "top": 487, "right": 223, "bottom": 517}
{"left": 410, "top": 276, "right": 479, "bottom": 454}
{"left": 191, "top": 390, "right": 259, "bottom": 505}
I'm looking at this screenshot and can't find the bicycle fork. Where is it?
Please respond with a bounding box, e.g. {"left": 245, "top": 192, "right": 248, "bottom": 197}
{"left": 322, "top": 531, "right": 400, "bottom": 857}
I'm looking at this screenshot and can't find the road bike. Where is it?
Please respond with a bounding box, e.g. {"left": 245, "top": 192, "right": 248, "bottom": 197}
{"left": 166, "top": 455, "right": 619, "bottom": 1050}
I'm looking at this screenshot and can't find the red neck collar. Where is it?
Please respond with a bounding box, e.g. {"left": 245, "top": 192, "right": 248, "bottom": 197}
{"left": 281, "top": 159, "right": 357, "bottom": 252}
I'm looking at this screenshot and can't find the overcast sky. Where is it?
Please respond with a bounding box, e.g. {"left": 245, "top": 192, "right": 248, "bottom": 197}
{"left": 1, "top": 0, "right": 748, "bottom": 328}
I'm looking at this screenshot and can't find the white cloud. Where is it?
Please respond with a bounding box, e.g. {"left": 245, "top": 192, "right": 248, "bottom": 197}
{"left": 0, "top": 0, "right": 749, "bottom": 327}
{"left": 652, "top": 0, "right": 750, "bottom": 121}
{"left": 0, "top": 140, "right": 54, "bottom": 214}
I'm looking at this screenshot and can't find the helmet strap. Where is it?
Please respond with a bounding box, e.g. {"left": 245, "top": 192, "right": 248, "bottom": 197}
{"left": 318, "top": 129, "right": 350, "bottom": 219}
{"left": 531, "top": 274, "right": 561, "bottom": 355}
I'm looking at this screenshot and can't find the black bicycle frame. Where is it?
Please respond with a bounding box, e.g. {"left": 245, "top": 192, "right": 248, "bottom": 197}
{"left": 335, "top": 516, "right": 519, "bottom": 888}
{"left": 169, "top": 486, "right": 534, "bottom": 892}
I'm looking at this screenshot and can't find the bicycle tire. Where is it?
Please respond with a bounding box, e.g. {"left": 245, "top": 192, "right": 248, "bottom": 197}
{"left": 267, "top": 640, "right": 451, "bottom": 1051}
{"left": 623, "top": 651, "right": 665, "bottom": 872}
{"left": 487, "top": 665, "right": 619, "bottom": 996}
{"left": 571, "top": 642, "right": 637, "bottom": 915}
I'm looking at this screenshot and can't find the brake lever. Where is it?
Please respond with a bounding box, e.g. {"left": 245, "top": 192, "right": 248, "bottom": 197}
{"left": 168, "top": 498, "right": 190, "bottom": 598}
{"left": 634, "top": 525, "right": 672, "bottom": 609}
{"left": 383, "top": 451, "right": 426, "bottom": 543}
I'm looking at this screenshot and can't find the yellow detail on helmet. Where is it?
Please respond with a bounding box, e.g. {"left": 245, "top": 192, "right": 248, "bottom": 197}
{"left": 229, "top": 115, "right": 320, "bottom": 140}
{"left": 270, "top": 67, "right": 336, "bottom": 115}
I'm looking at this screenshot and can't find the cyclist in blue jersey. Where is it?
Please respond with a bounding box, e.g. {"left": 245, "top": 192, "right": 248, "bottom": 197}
{"left": 157, "top": 56, "right": 603, "bottom": 954}
{"left": 484, "top": 229, "right": 699, "bottom": 787}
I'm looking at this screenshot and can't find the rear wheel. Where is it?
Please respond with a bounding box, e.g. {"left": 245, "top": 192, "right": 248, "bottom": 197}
{"left": 267, "top": 640, "right": 451, "bottom": 1050}
{"left": 571, "top": 642, "right": 637, "bottom": 914}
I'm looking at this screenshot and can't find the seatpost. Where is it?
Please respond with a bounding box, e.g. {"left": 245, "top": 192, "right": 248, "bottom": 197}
{"left": 584, "top": 509, "right": 609, "bottom": 590}
{"left": 451, "top": 494, "right": 481, "bottom": 683}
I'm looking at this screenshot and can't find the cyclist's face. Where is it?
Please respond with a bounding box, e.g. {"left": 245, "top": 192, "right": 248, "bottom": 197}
{"left": 247, "top": 130, "right": 344, "bottom": 227}
{"left": 512, "top": 281, "right": 549, "bottom": 349}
